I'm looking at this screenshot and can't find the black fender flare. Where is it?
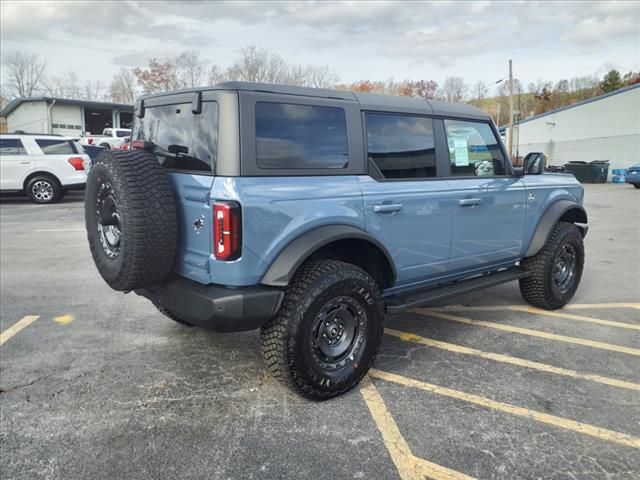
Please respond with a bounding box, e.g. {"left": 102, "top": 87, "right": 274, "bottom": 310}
{"left": 260, "top": 224, "right": 396, "bottom": 287}
{"left": 524, "top": 200, "right": 588, "bottom": 257}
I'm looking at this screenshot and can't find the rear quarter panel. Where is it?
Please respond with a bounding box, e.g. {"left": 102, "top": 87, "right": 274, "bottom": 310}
{"left": 208, "top": 176, "right": 365, "bottom": 286}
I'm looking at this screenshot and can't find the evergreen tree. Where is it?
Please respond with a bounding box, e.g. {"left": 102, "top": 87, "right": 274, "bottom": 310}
{"left": 599, "top": 70, "right": 623, "bottom": 93}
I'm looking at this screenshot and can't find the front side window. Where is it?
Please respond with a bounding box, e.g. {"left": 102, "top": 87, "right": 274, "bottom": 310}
{"left": 36, "top": 139, "right": 77, "bottom": 155}
{"left": 366, "top": 113, "right": 436, "bottom": 179}
{"left": 132, "top": 102, "right": 218, "bottom": 172}
{"left": 444, "top": 120, "right": 507, "bottom": 177}
{"left": 256, "top": 102, "right": 348, "bottom": 169}
{"left": 0, "top": 138, "right": 27, "bottom": 155}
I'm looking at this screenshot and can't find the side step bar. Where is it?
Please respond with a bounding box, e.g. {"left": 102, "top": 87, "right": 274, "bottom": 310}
{"left": 384, "top": 267, "right": 530, "bottom": 314}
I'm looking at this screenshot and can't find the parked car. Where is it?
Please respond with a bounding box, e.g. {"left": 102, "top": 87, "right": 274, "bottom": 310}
{"left": 625, "top": 163, "right": 640, "bottom": 188}
{"left": 84, "top": 82, "right": 588, "bottom": 400}
{"left": 80, "top": 128, "right": 131, "bottom": 149}
{"left": 0, "top": 133, "right": 90, "bottom": 203}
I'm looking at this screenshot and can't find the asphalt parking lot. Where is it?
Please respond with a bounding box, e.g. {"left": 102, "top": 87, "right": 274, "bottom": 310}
{"left": 1, "top": 184, "right": 639, "bottom": 480}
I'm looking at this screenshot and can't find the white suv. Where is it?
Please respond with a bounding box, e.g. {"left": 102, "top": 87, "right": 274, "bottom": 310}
{"left": 0, "top": 134, "right": 91, "bottom": 204}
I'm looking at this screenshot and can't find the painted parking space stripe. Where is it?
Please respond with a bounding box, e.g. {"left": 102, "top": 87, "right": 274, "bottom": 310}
{"left": 370, "top": 369, "right": 640, "bottom": 450}
{"left": 564, "top": 303, "right": 640, "bottom": 310}
{"left": 430, "top": 302, "right": 640, "bottom": 312}
{"left": 0, "top": 316, "right": 39, "bottom": 346}
{"left": 54, "top": 314, "right": 75, "bottom": 325}
{"left": 507, "top": 305, "right": 640, "bottom": 330}
{"left": 415, "top": 310, "right": 640, "bottom": 357}
{"left": 385, "top": 328, "right": 640, "bottom": 391}
{"left": 361, "top": 378, "right": 476, "bottom": 480}
{"left": 430, "top": 305, "right": 640, "bottom": 330}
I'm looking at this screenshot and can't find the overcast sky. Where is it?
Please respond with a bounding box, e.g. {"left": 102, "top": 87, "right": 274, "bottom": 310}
{"left": 1, "top": 0, "right": 639, "bottom": 90}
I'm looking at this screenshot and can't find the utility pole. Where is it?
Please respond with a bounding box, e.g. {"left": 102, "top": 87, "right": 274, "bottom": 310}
{"left": 508, "top": 59, "right": 514, "bottom": 160}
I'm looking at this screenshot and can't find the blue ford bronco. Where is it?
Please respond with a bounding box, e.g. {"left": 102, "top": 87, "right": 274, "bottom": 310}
{"left": 85, "top": 82, "right": 587, "bottom": 399}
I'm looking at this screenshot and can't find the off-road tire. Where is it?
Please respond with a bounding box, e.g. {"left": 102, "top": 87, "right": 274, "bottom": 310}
{"left": 261, "top": 259, "right": 384, "bottom": 400}
{"left": 26, "top": 174, "right": 61, "bottom": 204}
{"left": 156, "top": 306, "right": 193, "bottom": 327}
{"left": 85, "top": 149, "right": 177, "bottom": 291}
{"left": 520, "top": 221, "right": 584, "bottom": 310}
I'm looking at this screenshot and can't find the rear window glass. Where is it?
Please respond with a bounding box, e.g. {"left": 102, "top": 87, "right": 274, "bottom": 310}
{"left": 365, "top": 113, "right": 436, "bottom": 179}
{"left": 0, "top": 138, "right": 27, "bottom": 155}
{"left": 35, "top": 139, "right": 77, "bottom": 155}
{"left": 132, "top": 102, "right": 218, "bottom": 173}
{"left": 255, "top": 102, "right": 348, "bottom": 169}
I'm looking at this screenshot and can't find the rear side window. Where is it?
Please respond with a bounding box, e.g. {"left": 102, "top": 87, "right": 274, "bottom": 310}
{"left": 444, "top": 120, "right": 507, "bottom": 176}
{"left": 365, "top": 113, "right": 436, "bottom": 179}
{"left": 132, "top": 102, "right": 218, "bottom": 172}
{"left": 0, "top": 138, "right": 27, "bottom": 155}
{"left": 35, "top": 139, "right": 77, "bottom": 155}
{"left": 255, "top": 102, "right": 348, "bottom": 169}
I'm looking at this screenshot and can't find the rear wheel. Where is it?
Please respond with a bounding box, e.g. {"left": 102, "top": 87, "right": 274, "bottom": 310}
{"left": 520, "top": 222, "right": 584, "bottom": 310}
{"left": 26, "top": 174, "right": 61, "bottom": 204}
{"left": 261, "top": 259, "right": 384, "bottom": 400}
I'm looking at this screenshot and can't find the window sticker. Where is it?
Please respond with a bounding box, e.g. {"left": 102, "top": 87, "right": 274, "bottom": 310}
{"left": 453, "top": 138, "right": 469, "bottom": 167}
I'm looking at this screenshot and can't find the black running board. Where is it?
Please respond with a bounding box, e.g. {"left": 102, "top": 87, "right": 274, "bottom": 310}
{"left": 384, "top": 267, "right": 530, "bottom": 314}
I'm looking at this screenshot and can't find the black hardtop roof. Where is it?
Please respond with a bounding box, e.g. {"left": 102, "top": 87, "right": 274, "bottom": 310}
{"left": 139, "top": 81, "right": 490, "bottom": 120}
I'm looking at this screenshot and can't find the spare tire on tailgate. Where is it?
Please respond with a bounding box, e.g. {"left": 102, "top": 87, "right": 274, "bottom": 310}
{"left": 85, "top": 149, "right": 177, "bottom": 291}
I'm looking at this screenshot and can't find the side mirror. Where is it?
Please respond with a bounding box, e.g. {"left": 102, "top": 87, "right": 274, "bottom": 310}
{"left": 523, "top": 152, "right": 546, "bottom": 175}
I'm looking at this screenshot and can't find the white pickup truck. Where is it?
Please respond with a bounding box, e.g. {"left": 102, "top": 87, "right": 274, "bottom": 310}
{"left": 80, "top": 128, "right": 131, "bottom": 149}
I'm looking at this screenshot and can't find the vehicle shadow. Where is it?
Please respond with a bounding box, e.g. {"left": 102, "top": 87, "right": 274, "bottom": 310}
{"left": 0, "top": 191, "right": 85, "bottom": 205}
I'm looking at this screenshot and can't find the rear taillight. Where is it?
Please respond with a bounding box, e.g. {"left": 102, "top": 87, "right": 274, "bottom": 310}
{"left": 68, "top": 157, "right": 85, "bottom": 171}
{"left": 87, "top": 138, "right": 93, "bottom": 145}
{"left": 132, "top": 140, "right": 154, "bottom": 150}
{"left": 213, "top": 201, "right": 241, "bottom": 261}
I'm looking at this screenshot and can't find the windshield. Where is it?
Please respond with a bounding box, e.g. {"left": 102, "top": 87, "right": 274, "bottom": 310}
{"left": 132, "top": 102, "right": 218, "bottom": 173}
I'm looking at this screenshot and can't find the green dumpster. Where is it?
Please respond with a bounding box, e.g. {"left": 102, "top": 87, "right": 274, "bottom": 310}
{"left": 564, "top": 160, "right": 609, "bottom": 183}
{"left": 589, "top": 160, "right": 610, "bottom": 183}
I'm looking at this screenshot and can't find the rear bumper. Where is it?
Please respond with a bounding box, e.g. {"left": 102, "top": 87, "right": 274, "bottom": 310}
{"left": 135, "top": 276, "right": 284, "bottom": 332}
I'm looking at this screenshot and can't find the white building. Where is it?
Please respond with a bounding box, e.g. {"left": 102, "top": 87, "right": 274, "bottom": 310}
{"left": 504, "top": 84, "right": 640, "bottom": 172}
{"left": 0, "top": 97, "right": 134, "bottom": 137}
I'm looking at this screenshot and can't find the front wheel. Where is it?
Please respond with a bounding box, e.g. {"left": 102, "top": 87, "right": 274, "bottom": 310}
{"left": 519, "top": 222, "right": 584, "bottom": 310}
{"left": 261, "top": 260, "right": 384, "bottom": 400}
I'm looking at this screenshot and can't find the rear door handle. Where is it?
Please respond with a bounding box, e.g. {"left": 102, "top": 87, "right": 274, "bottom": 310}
{"left": 458, "top": 198, "right": 481, "bottom": 207}
{"left": 373, "top": 203, "right": 403, "bottom": 213}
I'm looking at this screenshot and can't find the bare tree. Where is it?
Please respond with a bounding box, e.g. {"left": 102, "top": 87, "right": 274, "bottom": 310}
{"left": 300, "top": 65, "right": 339, "bottom": 88}
{"left": 83, "top": 80, "right": 107, "bottom": 101}
{"left": 226, "top": 45, "right": 289, "bottom": 83}
{"left": 175, "top": 50, "right": 204, "bottom": 88}
{"left": 438, "top": 77, "right": 468, "bottom": 102}
{"left": 43, "top": 71, "right": 82, "bottom": 99}
{"left": 110, "top": 67, "right": 138, "bottom": 104}
{"left": 471, "top": 80, "right": 489, "bottom": 101}
{"left": 207, "top": 64, "right": 225, "bottom": 85}
{"left": 3, "top": 51, "right": 47, "bottom": 98}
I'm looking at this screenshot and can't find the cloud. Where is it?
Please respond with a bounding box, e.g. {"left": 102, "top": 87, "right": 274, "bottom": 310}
{"left": 382, "top": 22, "right": 493, "bottom": 66}
{"left": 563, "top": 15, "right": 639, "bottom": 50}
